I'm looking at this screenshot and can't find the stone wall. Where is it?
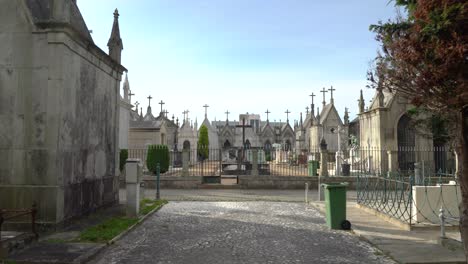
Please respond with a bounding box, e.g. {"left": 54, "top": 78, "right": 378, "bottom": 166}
{"left": 0, "top": 0, "right": 125, "bottom": 224}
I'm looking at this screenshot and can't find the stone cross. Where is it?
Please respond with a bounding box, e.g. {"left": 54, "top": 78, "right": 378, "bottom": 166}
{"left": 285, "top": 109, "right": 291, "bottom": 123}
{"left": 309, "top": 92, "right": 316, "bottom": 111}
{"left": 129, "top": 91, "right": 135, "bottom": 103}
{"left": 147, "top": 95, "right": 153, "bottom": 107}
{"left": 265, "top": 109, "right": 271, "bottom": 121}
{"left": 225, "top": 110, "right": 230, "bottom": 121}
{"left": 305, "top": 106, "right": 309, "bottom": 115}
{"left": 134, "top": 101, "right": 139, "bottom": 112}
{"left": 182, "top": 110, "right": 187, "bottom": 121}
{"left": 164, "top": 110, "right": 169, "bottom": 117}
{"left": 158, "top": 100, "right": 165, "bottom": 113}
{"left": 236, "top": 118, "right": 252, "bottom": 149}
{"left": 203, "top": 104, "right": 209, "bottom": 118}
{"left": 329, "top": 86, "right": 336, "bottom": 104}
{"left": 320, "top": 88, "right": 328, "bottom": 107}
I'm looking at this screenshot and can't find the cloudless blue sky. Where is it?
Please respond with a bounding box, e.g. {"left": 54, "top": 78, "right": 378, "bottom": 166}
{"left": 78, "top": 0, "right": 398, "bottom": 124}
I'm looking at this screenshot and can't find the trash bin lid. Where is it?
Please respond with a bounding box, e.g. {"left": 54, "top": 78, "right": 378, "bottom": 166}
{"left": 321, "top": 182, "right": 348, "bottom": 189}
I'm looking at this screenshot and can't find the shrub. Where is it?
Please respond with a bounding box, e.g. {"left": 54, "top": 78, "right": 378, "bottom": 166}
{"left": 146, "top": 145, "right": 170, "bottom": 174}
{"left": 119, "top": 149, "right": 128, "bottom": 172}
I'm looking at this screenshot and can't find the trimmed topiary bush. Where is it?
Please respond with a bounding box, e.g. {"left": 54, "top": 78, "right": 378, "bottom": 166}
{"left": 197, "top": 125, "right": 209, "bottom": 161}
{"left": 119, "top": 149, "right": 128, "bottom": 172}
{"left": 146, "top": 145, "right": 170, "bottom": 174}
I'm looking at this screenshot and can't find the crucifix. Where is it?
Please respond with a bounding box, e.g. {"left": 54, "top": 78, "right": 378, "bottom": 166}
{"left": 329, "top": 85, "right": 336, "bottom": 104}
{"left": 203, "top": 104, "right": 209, "bottom": 118}
{"left": 128, "top": 91, "right": 135, "bottom": 103}
{"left": 158, "top": 100, "right": 165, "bottom": 113}
{"left": 236, "top": 118, "right": 252, "bottom": 162}
{"left": 236, "top": 118, "right": 252, "bottom": 149}
{"left": 320, "top": 87, "right": 328, "bottom": 107}
{"left": 147, "top": 95, "right": 153, "bottom": 107}
{"left": 265, "top": 109, "right": 271, "bottom": 122}
{"left": 285, "top": 109, "right": 291, "bottom": 123}
{"left": 225, "top": 110, "right": 230, "bottom": 121}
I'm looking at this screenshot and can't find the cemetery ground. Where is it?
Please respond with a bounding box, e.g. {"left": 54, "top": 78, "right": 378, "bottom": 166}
{"left": 3, "top": 189, "right": 465, "bottom": 264}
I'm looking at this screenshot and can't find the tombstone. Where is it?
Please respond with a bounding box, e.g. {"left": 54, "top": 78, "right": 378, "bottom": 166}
{"left": 125, "top": 159, "right": 142, "bottom": 217}
{"left": 319, "top": 138, "right": 329, "bottom": 177}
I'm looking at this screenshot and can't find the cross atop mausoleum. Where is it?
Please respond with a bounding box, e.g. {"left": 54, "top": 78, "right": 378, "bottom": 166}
{"left": 285, "top": 109, "right": 291, "bottom": 123}
{"left": 225, "top": 110, "right": 230, "bottom": 121}
{"left": 164, "top": 110, "right": 169, "bottom": 117}
{"left": 158, "top": 100, "right": 165, "bottom": 113}
{"left": 265, "top": 109, "right": 271, "bottom": 122}
{"left": 320, "top": 88, "right": 328, "bottom": 107}
{"left": 329, "top": 86, "right": 336, "bottom": 104}
{"left": 134, "top": 101, "right": 139, "bottom": 112}
{"left": 147, "top": 95, "right": 153, "bottom": 107}
{"left": 203, "top": 104, "right": 209, "bottom": 118}
{"left": 128, "top": 91, "right": 135, "bottom": 103}
{"left": 309, "top": 92, "right": 316, "bottom": 115}
{"left": 305, "top": 106, "right": 309, "bottom": 115}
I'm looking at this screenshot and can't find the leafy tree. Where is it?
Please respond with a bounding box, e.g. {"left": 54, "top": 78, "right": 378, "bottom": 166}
{"left": 197, "top": 125, "right": 209, "bottom": 160}
{"left": 368, "top": 0, "right": 467, "bottom": 257}
{"left": 146, "top": 145, "right": 170, "bottom": 174}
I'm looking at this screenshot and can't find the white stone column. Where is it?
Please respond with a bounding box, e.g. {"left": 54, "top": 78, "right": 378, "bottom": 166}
{"left": 125, "top": 159, "right": 142, "bottom": 217}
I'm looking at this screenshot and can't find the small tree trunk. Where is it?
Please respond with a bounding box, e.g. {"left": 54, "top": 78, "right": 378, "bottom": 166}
{"left": 458, "top": 107, "right": 468, "bottom": 261}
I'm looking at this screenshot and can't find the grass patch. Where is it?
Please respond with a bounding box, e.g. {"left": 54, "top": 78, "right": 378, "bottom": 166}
{"left": 75, "top": 199, "right": 167, "bottom": 243}
{"left": 140, "top": 199, "right": 168, "bottom": 215}
{"left": 78, "top": 217, "right": 138, "bottom": 243}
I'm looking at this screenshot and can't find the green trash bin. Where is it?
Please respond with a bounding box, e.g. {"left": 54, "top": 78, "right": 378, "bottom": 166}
{"left": 321, "top": 182, "right": 351, "bottom": 230}
{"left": 308, "top": 160, "right": 319, "bottom": 176}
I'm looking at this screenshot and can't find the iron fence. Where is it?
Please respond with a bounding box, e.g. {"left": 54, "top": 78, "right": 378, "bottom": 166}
{"left": 355, "top": 146, "right": 459, "bottom": 226}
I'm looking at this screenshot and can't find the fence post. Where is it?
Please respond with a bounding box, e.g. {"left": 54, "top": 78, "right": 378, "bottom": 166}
{"left": 439, "top": 208, "right": 446, "bottom": 239}
{"left": 305, "top": 183, "right": 309, "bottom": 203}
{"left": 156, "top": 163, "right": 161, "bottom": 200}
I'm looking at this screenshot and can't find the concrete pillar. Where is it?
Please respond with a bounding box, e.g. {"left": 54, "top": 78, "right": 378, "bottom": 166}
{"left": 125, "top": 159, "right": 142, "bottom": 218}
{"left": 252, "top": 149, "right": 259, "bottom": 176}
{"left": 182, "top": 150, "right": 189, "bottom": 176}
{"left": 335, "top": 150, "right": 343, "bottom": 176}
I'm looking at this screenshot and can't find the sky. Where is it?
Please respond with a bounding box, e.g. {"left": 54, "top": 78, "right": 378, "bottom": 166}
{"left": 78, "top": 0, "right": 399, "bottom": 125}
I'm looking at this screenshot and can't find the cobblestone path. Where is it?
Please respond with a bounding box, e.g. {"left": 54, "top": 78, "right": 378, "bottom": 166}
{"left": 90, "top": 202, "right": 395, "bottom": 264}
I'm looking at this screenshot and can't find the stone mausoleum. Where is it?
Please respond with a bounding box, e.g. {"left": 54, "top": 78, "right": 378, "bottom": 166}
{"left": 0, "top": 0, "right": 126, "bottom": 224}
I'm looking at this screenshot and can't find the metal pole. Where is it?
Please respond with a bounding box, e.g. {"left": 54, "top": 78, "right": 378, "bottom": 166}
{"left": 156, "top": 163, "right": 160, "bottom": 200}
{"left": 439, "top": 208, "right": 446, "bottom": 239}
{"left": 305, "top": 183, "right": 309, "bottom": 204}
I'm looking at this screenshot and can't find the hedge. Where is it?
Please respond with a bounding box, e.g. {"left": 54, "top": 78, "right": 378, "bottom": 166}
{"left": 146, "top": 145, "right": 170, "bottom": 174}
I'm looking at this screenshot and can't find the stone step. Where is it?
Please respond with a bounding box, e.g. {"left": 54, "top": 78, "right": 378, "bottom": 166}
{"left": 1, "top": 231, "right": 37, "bottom": 258}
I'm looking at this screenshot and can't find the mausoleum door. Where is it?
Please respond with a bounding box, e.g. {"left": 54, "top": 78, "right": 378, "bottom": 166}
{"left": 397, "top": 114, "right": 415, "bottom": 172}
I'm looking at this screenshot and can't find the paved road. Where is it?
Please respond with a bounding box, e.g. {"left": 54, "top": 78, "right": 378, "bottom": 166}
{"left": 90, "top": 201, "right": 394, "bottom": 264}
